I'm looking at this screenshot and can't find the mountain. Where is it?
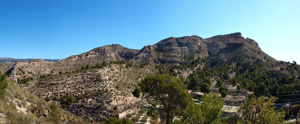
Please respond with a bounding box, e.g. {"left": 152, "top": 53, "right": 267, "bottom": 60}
{"left": 203, "top": 32, "right": 274, "bottom": 62}
{"left": 3, "top": 32, "right": 299, "bottom": 122}
{"left": 133, "top": 32, "right": 274, "bottom": 64}
{"left": 11, "top": 32, "right": 275, "bottom": 78}
{"left": 0, "top": 58, "right": 59, "bottom": 63}
{"left": 134, "top": 35, "right": 208, "bottom": 63}
{"left": 64, "top": 44, "right": 138, "bottom": 61}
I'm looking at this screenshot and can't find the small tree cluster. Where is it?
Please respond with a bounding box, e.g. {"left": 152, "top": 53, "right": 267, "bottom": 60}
{"left": 105, "top": 117, "right": 133, "bottom": 124}
{"left": 178, "top": 93, "right": 225, "bottom": 124}
{"left": 200, "top": 83, "right": 210, "bottom": 94}
{"left": 218, "top": 85, "right": 228, "bottom": 97}
{"left": 139, "top": 74, "right": 191, "bottom": 124}
{"left": 239, "top": 96, "right": 285, "bottom": 124}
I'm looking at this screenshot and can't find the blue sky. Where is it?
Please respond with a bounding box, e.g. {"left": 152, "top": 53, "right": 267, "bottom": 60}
{"left": 0, "top": 0, "right": 299, "bottom": 63}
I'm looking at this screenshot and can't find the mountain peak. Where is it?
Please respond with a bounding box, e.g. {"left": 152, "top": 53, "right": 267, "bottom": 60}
{"left": 228, "top": 32, "right": 242, "bottom": 37}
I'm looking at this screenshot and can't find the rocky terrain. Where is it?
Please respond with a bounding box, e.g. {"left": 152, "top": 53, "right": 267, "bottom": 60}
{"left": 22, "top": 63, "right": 156, "bottom": 121}
{"left": 13, "top": 32, "right": 273, "bottom": 78}
{"left": 0, "top": 75, "right": 87, "bottom": 124}
{"left": 0, "top": 58, "right": 59, "bottom": 63}
{"left": 3, "top": 32, "right": 299, "bottom": 122}
{"left": 0, "top": 62, "right": 14, "bottom": 74}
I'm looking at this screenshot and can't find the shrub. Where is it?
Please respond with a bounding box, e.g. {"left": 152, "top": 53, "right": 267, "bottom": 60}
{"left": 138, "top": 109, "right": 146, "bottom": 113}
{"left": 200, "top": 83, "right": 210, "bottom": 94}
{"left": 66, "top": 95, "right": 76, "bottom": 105}
{"left": 126, "top": 114, "right": 132, "bottom": 118}
{"left": 102, "top": 62, "right": 108, "bottom": 66}
{"left": 219, "top": 85, "right": 228, "bottom": 97}
{"left": 131, "top": 117, "right": 139, "bottom": 122}
{"left": 216, "top": 79, "right": 222, "bottom": 87}
{"left": 0, "top": 73, "right": 8, "bottom": 98}
{"left": 49, "top": 104, "right": 62, "bottom": 123}
{"left": 132, "top": 87, "right": 141, "bottom": 98}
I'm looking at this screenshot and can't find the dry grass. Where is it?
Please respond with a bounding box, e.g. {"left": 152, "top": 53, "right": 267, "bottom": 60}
{"left": 0, "top": 78, "right": 90, "bottom": 124}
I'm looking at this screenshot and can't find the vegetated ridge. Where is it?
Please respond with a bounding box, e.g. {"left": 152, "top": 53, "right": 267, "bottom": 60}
{"left": 2, "top": 32, "right": 299, "bottom": 122}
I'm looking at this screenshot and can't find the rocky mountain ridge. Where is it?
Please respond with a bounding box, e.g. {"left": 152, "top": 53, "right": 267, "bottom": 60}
{"left": 3, "top": 32, "right": 283, "bottom": 122}
{"left": 61, "top": 32, "right": 274, "bottom": 65}
{"left": 0, "top": 58, "right": 59, "bottom": 63}
{"left": 12, "top": 32, "right": 275, "bottom": 79}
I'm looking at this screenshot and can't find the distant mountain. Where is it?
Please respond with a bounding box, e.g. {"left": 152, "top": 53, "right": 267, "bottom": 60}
{"left": 0, "top": 58, "right": 59, "bottom": 63}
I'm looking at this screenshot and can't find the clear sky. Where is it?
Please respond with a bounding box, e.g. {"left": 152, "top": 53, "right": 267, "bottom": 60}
{"left": 0, "top": 0, "right": 299, "bottom": 63}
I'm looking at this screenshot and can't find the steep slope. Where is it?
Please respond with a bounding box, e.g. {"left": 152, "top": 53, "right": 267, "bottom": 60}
{"left": 22, "top": 63, "right": 157, "bottom": 121}
{"left": 13, "top": 44, "right": 139, "bottom": 78}
{"left": 12, "top": 32, "right": 275, "bottom": 79}
{"left": 134, "top": 32, "right": 274, "bottom": 64}
{"left": 0, "top": 75, "right": 87, "bottom": 124}
{"left": 63, "top": 44, "right": 138, "bottom": 61}
{"left": 134, "top": 35, "right": 209, "bottom": 64}
{"left": 0, "top": 62, "right": 14, "bottom": 74}
{"left": 203, "top": 32, "right": 275, "bottom": 62}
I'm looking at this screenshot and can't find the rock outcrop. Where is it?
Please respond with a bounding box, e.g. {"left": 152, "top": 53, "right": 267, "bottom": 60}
{"left": 63, "top": 44, "right": 138, "bottom": 61}
{"left": 12, "top": 32, "right": 275, "bottom": 79}
{"left": 134, "top": 36, "right": 209, "bottom": 63}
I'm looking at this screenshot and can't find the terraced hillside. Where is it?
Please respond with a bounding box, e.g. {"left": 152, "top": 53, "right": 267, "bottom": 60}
{"left": 22, "top": 63, "right": 157, "bottom": 121}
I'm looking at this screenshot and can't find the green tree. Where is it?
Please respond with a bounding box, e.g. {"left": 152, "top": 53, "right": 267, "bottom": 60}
{"left": 132, "top": 87, "right": 141, "bottom": 98}
{"left": 218, "top": 85, "right": 228, "bottom": 97}
{"left": 105, "top": 117, "right": 133, "bottom": 124}
{"left": 277, "top": 84, "right": 290, "bottom": 99}
{"left": 292, "top": 89, "right": 298, "bottom": 99}
{"left": 204, "top": 78, "right": 211, "bottom": 86}
{"left": 254, "top": 82, "right": 269, "bottom": 96}
{"left": 239, "top": 97, "right": 285, "bottom": 124}
{"left": 102, "top": 62, "right": 108, "bottom": 66}
{"left": 232, "top": 78, "right": 237, "bottom": 87}
{"left": 200, "top": 83, "right": 210, "bottom": 94}
{"left": 86, "top": 64, "right": 90, "bottom": 70}
{"left": 180, "top": 93, "right": 225, "bottom": 124}
{"left": 237, "top": 84, "right": 241, "bottom": 90}
{"left": 139, "top": 74, "right": 191, "bottom": 124}
{"left": 179, "top": 102, "right": 204, "bottom": 124}
{"left": 189, "top": 75, "right": 200, "bottom": 89}
{"left": 279, "top": 76, "right": 287, "bottom": 84}
{"left": 216, "top": 79, "right": 222, "bottom": 87}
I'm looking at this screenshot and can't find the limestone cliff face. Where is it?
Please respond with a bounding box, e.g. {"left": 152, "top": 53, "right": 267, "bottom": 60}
{"left": 134, "top": 32, "right": 274, "bottom": 64}
{"left": 203, "top": 32, "right": 274, "bottom": 62}
{"left": 57, "top": 32, "right": 274, "bottom": 65}
{"left": 134, "top": 36, "right": 209, "bottom": 63}
{"left": 12, "top": 32, "right": 276, "bottom": 79}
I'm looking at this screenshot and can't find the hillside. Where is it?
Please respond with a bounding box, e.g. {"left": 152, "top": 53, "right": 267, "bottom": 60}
{"left": 2, "top": 32, "right": 300, "bottom": 122}
{"left": 0, "top": 58, "right": 59, "bottom": 63}
{"left": 21, "top": 62, "right": 156, "bottom": 121}
{"left": 0, "top": 73, "right": 88, "bottom": 124}
{"left": 12, "top": 32, "right": 274, "bottom": 78}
